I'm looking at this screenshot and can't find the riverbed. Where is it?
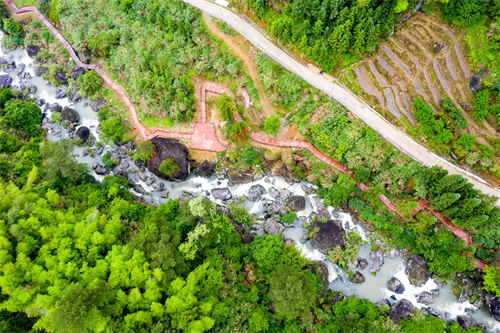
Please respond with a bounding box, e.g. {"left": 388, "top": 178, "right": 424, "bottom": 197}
{"left": 3, "top": 38, "right": 499, "bottom": 332}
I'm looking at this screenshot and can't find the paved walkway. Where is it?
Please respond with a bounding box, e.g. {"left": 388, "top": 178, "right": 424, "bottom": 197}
{"left": 182, "top": 0, "right": 500, "bottom": 201}
{"left": 6, "top": 0, "right": 493, "bottom": 270}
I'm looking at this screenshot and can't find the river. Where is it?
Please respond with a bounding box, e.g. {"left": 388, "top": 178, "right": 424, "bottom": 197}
{"left": 2, "top": 38, "right": 499, "bottom": 332}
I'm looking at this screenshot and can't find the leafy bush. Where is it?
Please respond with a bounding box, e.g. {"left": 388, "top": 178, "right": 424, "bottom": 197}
{"left": 159, "top": 158, "right": 180, "bottom": 177}
{"left": 134, "top": 140, "right": 155, "bottom": 162}
{"left": 101, "top": 152, "right": 115, "bottom": 169}
{"left": 441, "top": 97, "right": 468, "bottom": 129}
{"left": 0, "top": 130, "right": 20, "bottom": 154}
{"left": 41, "top": 27, "right": 54, "bottom": 44}
{"left": 473, "top": 90, "right": 490, "bottom": 122}
{"left": 100, "top": 118, "right": 126, "bottom": 145}
{"left": 50, "top": 112, "right": 61, "bottom": 124}
{"left": 456, "top": 134, "right": 476, "bottom": 150}
{"left": 217, "top": 93, "right": 235, "bottom": 122}
{"left": 229, "top": 203, "right": 255, "bottom": 225}
{"left": 442, "top": 0, "right": 488, "bottom": 26}
{"left": 240, "top": 147, "right": 262, "bottom": 165}
{"left": 3, "top": 19, "right": 23, "bottom": 36}
{"left": 32, "top": 20, "right": 43, "bottom": 28}
{"left": 78, "top": 70, "right": 103, "bottom": 98}
{"left": 482, "top": 266, "right": 500, "bottom": 297}
{"left": 4, "top": 101, "right": 42, "bottom": 136}
{"left": 282, "top": 212, "right": 297, "bottom": 224}
{"left": 263, "top": 115, "right": 281, "bottom": 135}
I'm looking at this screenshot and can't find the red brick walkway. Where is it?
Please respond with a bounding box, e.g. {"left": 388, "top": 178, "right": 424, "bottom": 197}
{"left": 8, "top": 0, "right": 491, "bottom": 270}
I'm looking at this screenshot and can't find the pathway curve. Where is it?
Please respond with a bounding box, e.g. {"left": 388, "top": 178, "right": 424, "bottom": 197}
{"left": 180, "top": 0, "right": 500, "bottom": 201}
{"left": 6, "top": 0, "right": 496, "bottom": 269}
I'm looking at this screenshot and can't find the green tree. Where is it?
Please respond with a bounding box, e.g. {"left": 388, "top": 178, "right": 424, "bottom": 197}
{"left": 78, "top": 70, "right": 103, "bottom": 98}
{"left": 263, "top": 115, "right": 281, "bottom": 136}
{"left": 135, "top": 140, "right": 156, "bottom": 162}
{"left": 3, "top": 19, "right": 23, "bottom": 36}
{"left": 100, "top": 118, "right": 126, "bottom": 145}
{"left": 483, "top": 265, "right": 500, "bottom": 296}
{"left": 394, "top": 0, "right": 409, "bottom": 13}
{"left": 41, "top": 27, "right": 54, "bottom": 44}
{"left": 3, "top": 101, "right": 42, "bottom": 136}
{"left": 217, "top": 93, "right": 235, "bottom": 122}
{"left": 250, "top": 235, "right": 283, "bottom": 273}
{"left": 268, "top": 263, "right": 316, "bottom": 320}
{"left": 40, "top": 139, "right": 89, "bottom": 187}
{"left": 159, "top": 158, "right": 180, "bottom": 177}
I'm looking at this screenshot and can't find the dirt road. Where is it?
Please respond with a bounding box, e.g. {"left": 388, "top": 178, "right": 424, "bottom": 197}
{"left": 184, "top": 0, "right": 500, "bottom": 200}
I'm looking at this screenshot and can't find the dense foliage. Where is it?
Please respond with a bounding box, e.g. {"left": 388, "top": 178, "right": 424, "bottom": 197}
{"left": 236, "top": 0, "right": 405, "bottom": 72}
{"left": 57, "top": 0, "right": 244, "bottom": 123}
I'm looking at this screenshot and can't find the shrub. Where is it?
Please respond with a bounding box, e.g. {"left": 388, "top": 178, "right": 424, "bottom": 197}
{"left": 3, "top": 19, "right": 23, "bottom": 36}
{"left": 100, "top": 118, "right": 126, "bottom": 145}
{"left": 50, "top": 112, "right": 61, "bottom": 124}
{"left": 263, "top": 115, "right": 281, "bottom": 136}
{"left": 41, "top": 27, "right": 54, "bottom": 44}
{"left": 473, "top": 90, "right": 490, "bottom": 122}
{"left": 78, "top": 70, "right": 103, "bottom": 98}
{"left": 456, "top": 134, "right": 476, "bottom": 150}
{"left": 134, "top": 140, "right": 156, "bottom": 162}
{"left": 32, "top": 20, "right": 42, "bottom": 28}
{"left": 441, "top": 97, "right": 468, "bottom": 129}
{"left": 159, "top": 158, "right": 180, "bottom": 177}
{"left": 217, "top": 93, "right": 235, "bottom": 122}
{"left": 101, "top": 152, "right": 115, "bottom": 169}
{"left": 282, "top": 212, "right": 297, "bottom": 224}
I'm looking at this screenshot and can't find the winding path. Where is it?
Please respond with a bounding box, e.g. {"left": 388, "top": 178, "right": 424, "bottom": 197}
{"left": 5, "top": 0, "right": 496, "bottom": 269}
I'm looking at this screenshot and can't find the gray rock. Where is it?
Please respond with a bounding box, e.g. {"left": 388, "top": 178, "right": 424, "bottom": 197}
{"left": 14, "top": 63, "right": 25, "bottom": 75}
{"left": 269, "top": 187, "right": 280, "bottom": 198}
{"left": 70, "top": 67, "right": 86, "bottom": 80}
{"left": 95, "top": 165, "right": 107, "bottom": 175}
{"left": 350, "top": 271, "right": 365, "bottom": 284}
{"left": 256, "top": 229, "right": 266, "bottom": 237}
{"left": 387, "top": 277, "right": 405, "bottom": 294}
{"left": 91, "top": 98, "right": 107, "bottom": 112}
{"left": 47, "top": 103, "right": 62, "bottom": 113}
{"left": 490, "top": 297, "right": 500, "bottom": 322}
{"left": 417, "top": 291, "right": 435, "bottom": 305}
{"left": 71, "top": 93, "right": 82, "bottom": 103}
{"left": 211, "top": 188, "right": 232, "bottom": 200}
{"left": 369, "top": 249, "right": 384, "bottom": 273}
{"left": 133, "top": 184, "right": 145, "bottom": 194}
{"left": 60, "top": 108, "right": 79, "bottom": 123}
{"left": 284, "top": 238, "right": 295, "bottom": 246}
{"left": 263, "top": 218, "right": 285, "bottom": 235}
{"left": 299, "top": 229, "right": 309, "bottom": 243}
{"left": 390, "top": 299, "right": 415, "bottom": 324}
{"left": 316, "top": 202, "right": 327, "bottom": 212}
{"left": 301, "top": 185, "right": 316, "bottom": 194}
{"left": 268, "top": 202, "right": 287, "bottom": 215}
{"left": 26, "top": 45, "right": 41, "bottom": 58}
{"left": 4, "top": 64, "right": 15, "bottom": 73}
{"left": 153, "top": 182, "right": 164, "bottom": 192}
{"left": 121, "top": 160, "right": 130, "bottom": 169}
{"left": 458, "top": 289, "right": 470, "bottom": 303}
{"left": 114, "top": 170, "right": 128, "bottom": 179}
{"left": 160, "top": 190, "right": 169, "bottom": 198}
{"left": 92, "top": 162, "right": 99, "bottom": 170}
{"left": 181, "top": 192, "right": 195, "bottom": 202}
{"left": 469, "top": 70, "right": 485, "bottom": 93}
{"left": 146, "top": 178, "right": 154, "bottom": 186}
{"left": 316, "top": 210, "right": 331, "bottom": 222}
{"left": 42, "top": 118, "right": 54, "bottom": 131}
{"left": 387, "top": 249, "right": 399, "bottom": 258}
{"left": 19, "top": 81, "right": 37, "bottom": 93}
{"left": 75, "top": 126, "right": 90, "bottom": 142}
{"left": 149, "top": 137, "right": 190, "bottom": 181}
{"left": 53, "top": 127, "right": 61, "bottom": 135}
{"left": 408, "top": 254, "right": 431, "bottom": 286}
{"left": 34, "top": 66, "right": 48, "bottom": 76}
{"left": 310, "top": 220, "right": 346, "bottom": 254}
{"left": 247, "top": 185, "right": 266, "bottom": 201}
{"left": 279, "top": 206, "right": 289, "bottom": 216}
{"left": 287, "top": 195, "right": 305, "bottom": 211}
{"left": 196, "top": 160, "right": 213, "bottom": 177}
{"left": 138, "top": 172, "right": 147, "bottom": 182}
{"left": 55, "top": 89, "right": 67, "bottom": 99}
{"left": 356, "top": 259, "right": 368, "bottom": 271}
{"left": 227, "top": 171, "right": 253, "bottom": 184}
{"left": 280, "top": 189, "right": 292, "bottom": 201}
{"left": 0, "top": 74, "right": 12, "bottom": 88}
{"left": 456, "top": 315, "right": 478, "bottom": 330}
{"left": 57, "top": 70, "right": 68, "bottom": 84}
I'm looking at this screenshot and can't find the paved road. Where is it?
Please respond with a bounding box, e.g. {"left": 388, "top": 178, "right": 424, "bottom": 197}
{"left": 184, "top": 0, "right": 500, "bottom": 200}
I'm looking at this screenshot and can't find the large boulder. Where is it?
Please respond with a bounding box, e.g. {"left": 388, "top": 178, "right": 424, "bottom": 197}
{"left": 211, "top": 188, "right": 232, "bottom": 200}
{"left": 263, "top": 218, "right": 285, "bottom": 235}
{"left": 34, "top": 66, "right": 48, "bottom": 76}
{"left": 14, "top": 63, "right": 25, "bottom": 75}
{"left": 490, "top": 297, "right": 500, "bottom": 322}
{"left": 91, "top": 98, "right": 107, "bottom": 112}
{"left": 75, "top": 126, "right": 90, "bottom": 142}
{"left": 350, "top": 271, "right": 365, "bottom": 284}
{"left": 407, "top": 254, "right": 431, "bottom": 286}
{"left": 70, "top": 66, "right": 87, "bottom": 80}
{"left": 469, "top": 70, "right": 486, "bottom": 93}
{"left": 228, "top": 171, "right": 253, "bottom": 184}
{"left": 55, "top": 88, "right": 67, "bottom": 99}
{"left": 196, "top": 160, "right": 213, "bottom": 177}
{"left": 268, "top": 202, "right": 288, "bottom": 216}
{"left": 47, "top": 103, "right": 62, "bottom": 113}
{"left": 0, "top": 75, "right": 12, "bottom": 88}
{"left": 310, "top": 220, "right": 346, "bottom": 254}
{"left": 387, "top": 277, "right": 405, "bottom": 294}
{"left": 390, "top": 299, "right": 415, "bottom": 324}
{"left": 57, "top": 70, "right": 68, "bottom": 84}
{"left": 26, "top": 45, "right": 41, "bottom": 58}
{"left": 19, "top": 81, "right": 37, "bottom": 94}
{"left": 149, "top": 137, "right": 190, "bottom": 181}
{"left": 369, "top": 249, "right": 384, "bottom": 273}
{"left": 417, "top": 291, "right": 435, "bottom": 305}
{"left": 456, "top": 315, "right": 478, "bottom": 330}
{"left": 60, "top": 108, "right": 80, "bottom": 123}
{"left": 287, "top": 195, "right": 306, "bottom": 211}
{"left": 247, "top": 185, "right": 266, "bottom": 201}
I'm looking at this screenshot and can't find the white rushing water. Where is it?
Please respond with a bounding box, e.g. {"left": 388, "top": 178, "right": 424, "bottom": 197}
{"left": 2, "top": 35, "right": 499, "bottom": 332}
